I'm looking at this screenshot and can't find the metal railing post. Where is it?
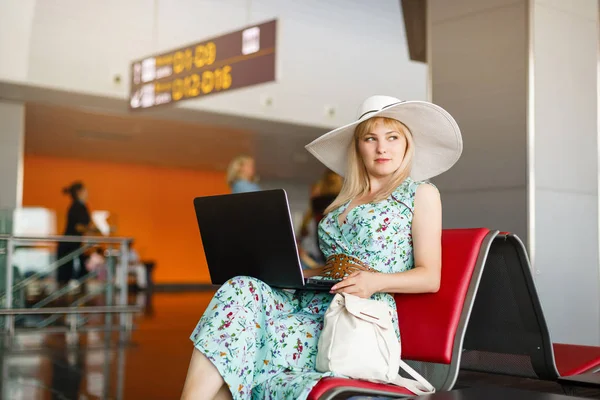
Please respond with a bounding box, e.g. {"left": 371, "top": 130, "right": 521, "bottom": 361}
{"left": 102, "top": 307, "right": 113, "bottom": 400}
{"left": 119, "top": 239, "right": 129, "bottom": 307}
{"left": 116, "top": 330, "right": 127, "bottom": 400}
{"left": 4, "top": 238, "right": 14, "bottom": 347}
{"left": 119, "top": 239, "right": 129, "bottom": 334}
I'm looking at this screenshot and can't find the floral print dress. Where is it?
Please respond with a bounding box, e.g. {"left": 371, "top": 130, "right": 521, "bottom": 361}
{"left": 190, "top": 177, "right": 427, "bottom": 399}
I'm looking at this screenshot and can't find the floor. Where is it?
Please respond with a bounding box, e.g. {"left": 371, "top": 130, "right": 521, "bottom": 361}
{"left": 0, "top": 291, "right": 214, "bottom": 399}
{"left": 0, "top": 291, "right": 598, "bottom": 399}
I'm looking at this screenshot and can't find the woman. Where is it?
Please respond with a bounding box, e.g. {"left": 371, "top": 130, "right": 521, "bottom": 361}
{"left": 56, "top": 181, "right": 98, "bottom": 285}
{"left": 227, "top": 155, "right": 261, "bottom": 193}
{"left": 298, "top": 169, "right": 344, "bottom": 268}
{"left": 300, "top": 169, "right": 344, "bottom": 237}
{"left": 181, "top": 95, "right": 463, "bottom": 399}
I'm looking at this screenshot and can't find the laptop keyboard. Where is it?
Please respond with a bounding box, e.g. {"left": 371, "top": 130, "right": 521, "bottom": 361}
{"left": 305, "top": 277, "right": 341, "bottom": 286}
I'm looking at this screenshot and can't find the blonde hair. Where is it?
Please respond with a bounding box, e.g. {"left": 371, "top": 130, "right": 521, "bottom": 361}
{"left": 324, "top": 117, "right": 415, "bottom": 214}
{"left": 226, "top": 155, "right": 254, "bottom": 186}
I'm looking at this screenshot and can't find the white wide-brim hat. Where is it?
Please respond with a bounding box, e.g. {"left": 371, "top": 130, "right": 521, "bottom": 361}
{"left": 305, "top": 95, "right": 463, "bottom": 181}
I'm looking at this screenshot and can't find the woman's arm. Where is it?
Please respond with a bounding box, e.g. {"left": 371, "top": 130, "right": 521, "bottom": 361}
{"left": 331, "top": 183, "right": 442, "bottom": 297}
{"left": 74, "top": 205, "right": 101, "bottom": 235}
{"left": 303, "top": 266, "right": 325, "bottom": 278}
{"left": 75, "top": 223, "right": 101, "bottom": 235}
{"left": 375, "top": 183, "right": 442, "bottom": 293}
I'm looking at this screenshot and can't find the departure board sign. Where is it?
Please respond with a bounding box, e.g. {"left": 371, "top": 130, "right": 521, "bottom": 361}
{"left": 129, "top": 20, "right": 276, "bottom": 110}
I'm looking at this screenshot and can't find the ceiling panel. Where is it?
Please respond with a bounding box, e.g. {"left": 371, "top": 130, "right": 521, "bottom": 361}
{"left": 24, "top": 102, "right": 326, "bottom": 182}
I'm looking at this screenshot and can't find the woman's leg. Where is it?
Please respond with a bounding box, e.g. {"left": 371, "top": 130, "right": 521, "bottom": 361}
{"left": 180, "top": 348, "right": 226, "bottom": 399}
{"left": 186, "top": 276, "right": 298, "bottom": 399}
{"left": 56, "top": 257, "right": 74, "bottom": 307}
{"left": 56, "top": 257, "right": 73, "bottom": 287}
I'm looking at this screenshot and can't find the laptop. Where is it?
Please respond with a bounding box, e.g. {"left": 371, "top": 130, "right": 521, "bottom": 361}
{"left": 193, "top": 189, "right": 341, "bottom": 291}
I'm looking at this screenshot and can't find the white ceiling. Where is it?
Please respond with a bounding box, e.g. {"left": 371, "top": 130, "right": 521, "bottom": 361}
{"left": 2, "top": 82, "right": 327, "bottom": 182}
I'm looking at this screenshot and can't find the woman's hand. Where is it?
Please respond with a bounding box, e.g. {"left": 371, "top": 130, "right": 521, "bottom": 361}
{"left": 330, "top": 271, "right": 382, "bottom": 298}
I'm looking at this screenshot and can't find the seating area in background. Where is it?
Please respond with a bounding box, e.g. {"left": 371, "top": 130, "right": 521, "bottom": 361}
{"left": 461, "top": 232, "right": 600, "bottom": 396}
{"left": 307, "top": 228, "right": 600, "bottom": 400}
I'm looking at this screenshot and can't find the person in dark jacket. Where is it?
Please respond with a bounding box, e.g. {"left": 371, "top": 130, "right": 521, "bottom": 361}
{"left": 56, "top": 181, "right": 98, "bottom": 285}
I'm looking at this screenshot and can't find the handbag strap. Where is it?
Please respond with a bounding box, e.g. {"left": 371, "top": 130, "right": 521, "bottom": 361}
{"left": 392, "top": 359, "right": 436, "bottom": 395}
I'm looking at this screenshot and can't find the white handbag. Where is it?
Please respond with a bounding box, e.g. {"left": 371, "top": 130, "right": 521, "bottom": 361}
{"left": 316, "top": 292, "right": 436, "bottom": 396}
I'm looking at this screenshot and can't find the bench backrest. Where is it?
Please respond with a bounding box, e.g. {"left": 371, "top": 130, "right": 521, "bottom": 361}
{"left": 396, "top": 228, "right": 498, "bottom": 390}
{"left": 460, "top": 233, "right": 560, "bottom": 380}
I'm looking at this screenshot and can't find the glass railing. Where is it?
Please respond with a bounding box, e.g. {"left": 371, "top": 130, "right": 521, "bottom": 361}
{"left": 0, "top": 233, "right": 141, "bottom": 345}
{"left": 0, "top": 209, "right": 139, "bottom": 398}
{"left": 0, "top": 208, "right": 13, "bottom": 235}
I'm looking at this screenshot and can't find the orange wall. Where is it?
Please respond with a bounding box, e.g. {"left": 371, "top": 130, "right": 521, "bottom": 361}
{"left": 23, "top": 155, "right": 229, "bottom": 284}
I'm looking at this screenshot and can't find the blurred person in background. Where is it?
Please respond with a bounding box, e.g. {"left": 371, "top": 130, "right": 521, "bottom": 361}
{"left": 298, "top": 169, "right": 344, "bottom": 269}
{"left": 227, "top": 155, "right": 261, "bottom": 193}
{"left": 56, "top": 181, "right": 100, "bottom": 288}
{"left": 114, "top": 239, "right": 147, "bottom": 291}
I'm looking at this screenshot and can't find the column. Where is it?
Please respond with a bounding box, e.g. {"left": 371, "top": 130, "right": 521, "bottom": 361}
{"left": 428, "top": 0, "right": 599, "bottom": 345}
{"left": 0, "top": 101, "right": 25, "bottom": 211}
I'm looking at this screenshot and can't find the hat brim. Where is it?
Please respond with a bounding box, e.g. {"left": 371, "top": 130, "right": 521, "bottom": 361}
{"left": 304, "top": 100, "right": 462, "bottom": 181}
